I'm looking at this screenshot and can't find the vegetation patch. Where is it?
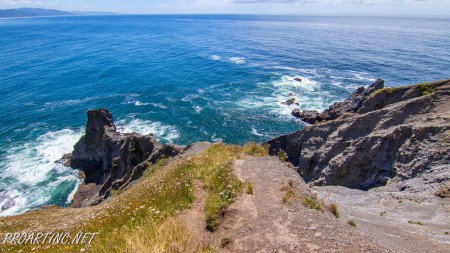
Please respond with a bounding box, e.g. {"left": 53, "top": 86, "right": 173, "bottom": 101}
{"left": 1, "top": 143, "right": 261, "bottom": 252}
{"left": 416, "top": 83, "right": 435, "bottom": 96}
{"left": 347, "top": 220, "right": 357, "bottom": 227}
{"left": 220, "top": 236, "right": 231, "bottom": 248}
{"left": 327, "top": 203, "right": 340, "bottom": 218}
{"left": 303, "top": 195, "right": 323, "bottom": 211}
{"left": 277, "top": 151, "right": 287, "bottom": 162}
{"left": 368, "top": 87, "right": 398, "bottom": 99}
{"left": 282, "top": 188, "right": 296, "bottom": 203}
{"left": 408, "top": 220, "right": 424, "bottom": 226}
{"left": 244, "top": 181, "right": 254, "bottom": 195}
{"left": 242, "top": 142, "right": 268, "bottom": 157}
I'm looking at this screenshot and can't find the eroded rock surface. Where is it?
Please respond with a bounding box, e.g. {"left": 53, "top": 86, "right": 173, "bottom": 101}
{"left": 267, "top": 79, "right": 450, "bottom": 192}
{"left": 70, "top": 109, "right": 184, "bottom": 207}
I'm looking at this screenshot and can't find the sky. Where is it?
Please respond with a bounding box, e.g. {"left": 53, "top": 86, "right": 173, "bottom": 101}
{"left": 0, "top": 0, "right": 449, "bottom": 16}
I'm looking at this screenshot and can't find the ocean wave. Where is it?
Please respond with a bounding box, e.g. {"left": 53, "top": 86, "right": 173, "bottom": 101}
{"left": 193, "top": 105, "right": 202, "bottom": 113}
{"left": 181, "top": 93, "right": 200, "bottom": 102}
{"left": 150, "top": 103, "right": 167, "bottom": 109}
{"left": 229, "top": 57, "right": 246, "bottom": 64}
{"left": 46, "top": 94, "right": 139, "bottom": 110}
{"left": 210, "top": 133, "right": 223, "bottom": 142}
{"left": 237, "top": 73, "right": 339, "bottom": 118}
{"left": 251, "top": 127, "right": 264, "bottom": 137}
{"left": 116, "top": 117, "right": 180, "bottom": 143}
{"left": 0, "top": 129, "right": 83, "bottom": 216}
{"left": 134, "top": 101, "right": 150, "bottom": 107}
{"left": 211, "top": 55, "right": 221, "bottom": 60}
{"left": 272, "top": 75, "right": 318, "bottom": 90}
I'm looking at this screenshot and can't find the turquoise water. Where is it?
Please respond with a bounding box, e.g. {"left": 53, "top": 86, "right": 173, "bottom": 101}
{"left": 0, "top": 15, "right": 449, "bottom": 215}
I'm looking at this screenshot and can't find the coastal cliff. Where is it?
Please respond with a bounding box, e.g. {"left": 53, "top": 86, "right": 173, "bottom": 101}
{"left": 266, "top": 79, "right": 450, "bottom": 193}
{"left": 69, "top": 109, "right": 185, "bottom": 207}
{"left": 2, "top": 79, "right": 449, "bottom": 253}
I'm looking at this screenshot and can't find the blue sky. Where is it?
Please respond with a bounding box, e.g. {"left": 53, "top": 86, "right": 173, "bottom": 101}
{"left": 0, "top": 0, "right": 449, "bottom": 16}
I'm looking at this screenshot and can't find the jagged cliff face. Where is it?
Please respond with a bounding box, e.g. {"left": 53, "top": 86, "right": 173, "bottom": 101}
{"left": 266, "top": 79, "right": 450, "bottom": 191}
{"left": 70, "top": 109, "right": 184, "bottom": 207}
{"left": 70, "top": 109, "right": 121, "bottom": 184}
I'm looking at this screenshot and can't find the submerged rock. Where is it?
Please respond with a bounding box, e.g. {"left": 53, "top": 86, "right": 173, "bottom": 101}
{"left": 69, "top": 108, "right": 184, "bottom": 207}
{"left": 266, "top": 79, "right": 450, "bottom": 192}
{"left": 282, "top": 98, "right": 297, "bottom": 106}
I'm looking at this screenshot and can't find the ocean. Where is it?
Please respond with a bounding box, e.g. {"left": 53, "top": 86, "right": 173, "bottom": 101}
{"left": 0, "top": 15, "right": 449, "bottom": 216}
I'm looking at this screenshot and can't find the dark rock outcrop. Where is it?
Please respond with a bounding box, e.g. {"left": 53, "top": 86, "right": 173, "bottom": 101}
{"left": 266, "top": 79, "right": 450, "bottom": 192}
{"left": 70, "top": 109, "right": 121, "bottom": 184}
{"left": 70, "top": 109, "right": 184, "bottom": 207}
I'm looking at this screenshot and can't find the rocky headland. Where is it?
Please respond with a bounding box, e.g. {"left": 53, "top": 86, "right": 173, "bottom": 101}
{"left": 2, "top": 79, "right": 448, "bottom": 253}
{"left": 267, "top": 79, "right": 450, "bottom": 193}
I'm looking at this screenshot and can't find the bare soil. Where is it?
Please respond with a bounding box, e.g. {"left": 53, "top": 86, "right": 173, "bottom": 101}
{"left": 179, "top": 156, "right": 393, "bottom": 252}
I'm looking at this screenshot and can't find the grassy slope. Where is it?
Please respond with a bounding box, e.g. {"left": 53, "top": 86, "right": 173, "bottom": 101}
{"left": 0, "top": 143, "right": 267, "bottom": 253}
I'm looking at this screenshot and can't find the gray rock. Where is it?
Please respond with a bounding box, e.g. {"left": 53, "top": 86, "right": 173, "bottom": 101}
{"left": 70, "top": 108, "right": 121, "bottom": 184}
{"left": 69, "top": 108, "right": 184, "bottom": 207}
{"left": 266, "top": 79, "right": 450, "bottom": 192}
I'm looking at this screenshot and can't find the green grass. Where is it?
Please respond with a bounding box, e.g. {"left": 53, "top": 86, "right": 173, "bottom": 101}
{"left": 244, "top": 181, "right": 254, "bottom": 195}
{"left": 282, "top": 188, "right": 296, "bottom": 203}
{"left": 347, "top": 220, "right": 357, "bottom": 227}
{"left": 220, "top": 236, "right": 231, "bottom": 248}
{"left": 416, "top": 83, "right": 436, "bottom": 96}
{"left": 303, "top": 195, "right": 322, "bottom": 211}
{"left": 242, "top": 142, "right": 268, "bottom": 157}
{"left": 1, "top": 143, "right": 263, "bottom": 252}
{"left": 198, "top": 144, "right": 243, "bottom": 232}
{"left": 277, "top": 151, "right": 287, "bottom": 162}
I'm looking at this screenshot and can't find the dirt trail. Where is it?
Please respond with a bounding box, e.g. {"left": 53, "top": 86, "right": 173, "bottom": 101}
{"left": 180, "top": 156, "right": 392, "bottom": 252}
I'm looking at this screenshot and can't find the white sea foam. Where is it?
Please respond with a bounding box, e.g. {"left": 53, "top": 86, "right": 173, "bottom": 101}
{"left": 181, "top": 94, "right": 200, "bottom": 102}
{"left": 1, "top": 129, "right": 83, "bottom": 216}
{"left": 134, "top": 101, "right": 150, "bottom": 106}
{"left": 210, "top": 133, "right": 223, "bottom": 142}
{"left": 237, "top": 73, "right": 336, "bottom": 118}
{"left": 193, "top": 105, "right": 202, "bottom": 113}
{"left": 272, "top": 75, "right": 318, "bottom": 90}
{"left": 251, "top": 127, "right": 264, "bottom": 137}
{"left": 116, "top": 118, "right": 180, "bottom": 143}
{"left": 150, "top": 103, "right": 167, "bottom": 109}
{"left": 211, "top": 55, "right": 221, "bottom": 60}
{"left": 229, "top": 57, "right": 246, "bottom": 64}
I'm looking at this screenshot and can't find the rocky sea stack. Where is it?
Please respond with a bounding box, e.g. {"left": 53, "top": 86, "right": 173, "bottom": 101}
{"left": 69, "top": 108, "right": 185, "bottom": 207}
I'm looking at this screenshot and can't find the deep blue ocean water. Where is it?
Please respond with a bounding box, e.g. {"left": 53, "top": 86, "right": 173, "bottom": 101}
{"left": 0, "top": 15, "right": 449, "bottom": 215}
